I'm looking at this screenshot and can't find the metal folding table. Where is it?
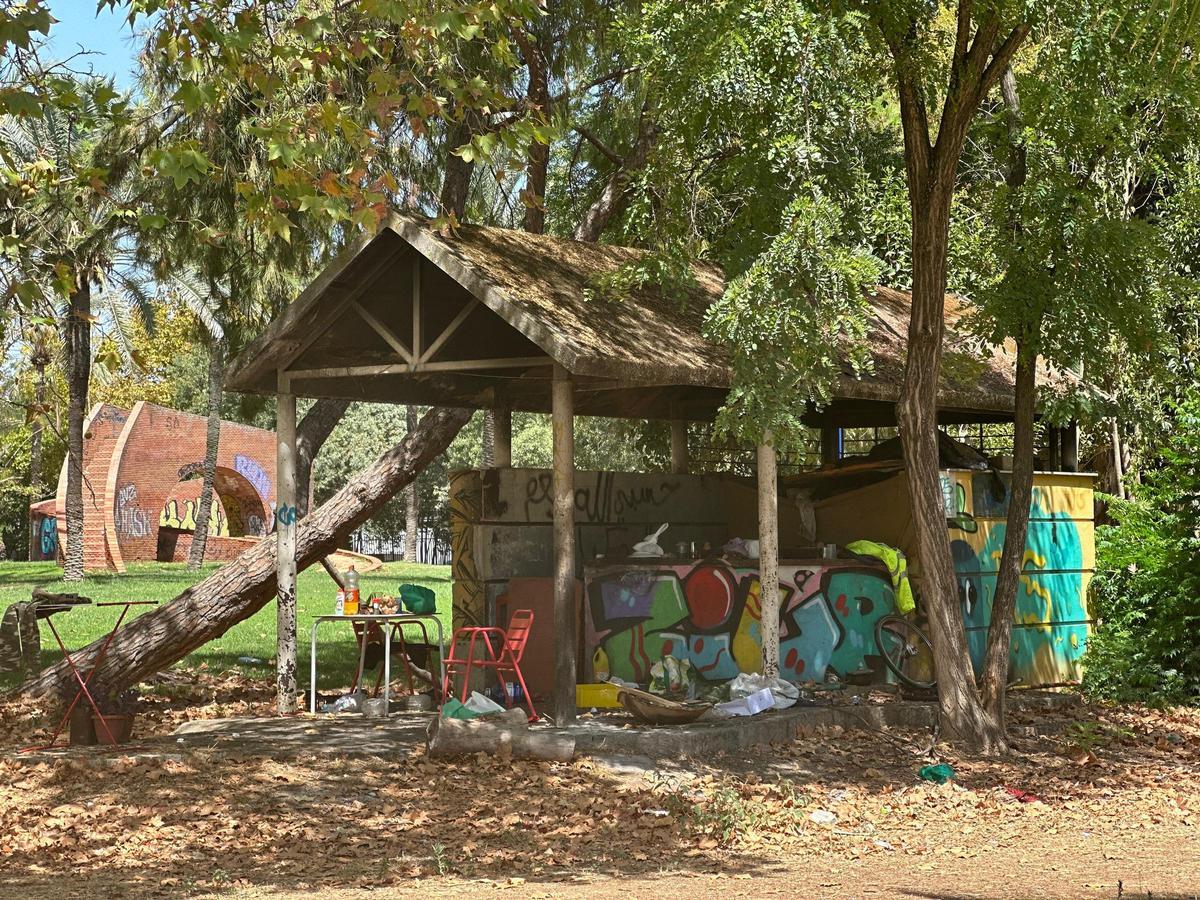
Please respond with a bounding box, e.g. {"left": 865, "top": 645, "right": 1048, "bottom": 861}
{"left": 309, "top": 612, "right": 446, "bottom": 714}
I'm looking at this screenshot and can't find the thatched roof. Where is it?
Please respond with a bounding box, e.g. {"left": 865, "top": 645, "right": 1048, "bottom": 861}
{"left": 225, "top": 212, "right": 1077, "bottom": 423}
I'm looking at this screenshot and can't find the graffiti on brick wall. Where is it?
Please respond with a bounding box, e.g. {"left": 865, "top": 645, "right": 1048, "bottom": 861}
{"left": 159, "top": 498, "right": 228, "bottom": 536}
{"left": 114, "top": 484, "right": 151, "bottom": 538}
{"left": 946, "top": 471, "right": 1090, "bottom": 684}
{"left": 449, "top": 471, "right": 484, "bottom": 626}
{"left": 523, "top": 470, "right": 682, "bottom": 522}
{"left": 234, "top": 453, "right": 271, "bottom": 500}
{"left": 586, "top": 561, "right": 897, "bottom": 684}
{"left": 39, "top": 516, "right": 57, "bottom": 557}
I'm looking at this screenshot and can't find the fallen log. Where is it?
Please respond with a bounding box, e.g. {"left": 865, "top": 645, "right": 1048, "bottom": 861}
{"left": 427, "top": 714, "right": 575, "bottom": 762}
{"left": 13, "top": 406, "right": 473, "bottom": 702}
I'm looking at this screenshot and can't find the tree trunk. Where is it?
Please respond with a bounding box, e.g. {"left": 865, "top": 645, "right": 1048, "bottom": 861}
{"left": 404, "top": 405, "right": 419, "bottom": 562}
{"left": 62, "top": 276, "right": 91, "bottom": 583}
{"left": 188, "top": 337, "right": 224, "bottom": 570}
{"left": 426, "top": 715, "right": 574, "bottom": 761}
{"left": 900, "top": 179, "right": 1001, "bottom": 750}
{"left": 440, "top": 116, "right": 476, "bottom": 220}
{"left": 573, "top": 111, "right": 658, "bottom": 243}
{"left": 14, "top": 406, "right": 472, "bottom": 703}
{"left": 295, "top": 397, "right": 351, "bottom": 518}
{"left": 481, "top": 410, "right": 495, "bottom": 468}
{"left": 980, "top": 341, "right": 1037, "bottom": 724}
{"left": 27, "top": 345, "right": 47, "bottom": 560}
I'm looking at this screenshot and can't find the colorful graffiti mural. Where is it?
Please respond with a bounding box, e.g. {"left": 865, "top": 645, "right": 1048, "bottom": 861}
{"left": 585, "top": 560, "right": 898, "bottom": 684}
{"left": 946, "top": 470, "right": 1093, "bottom": 684}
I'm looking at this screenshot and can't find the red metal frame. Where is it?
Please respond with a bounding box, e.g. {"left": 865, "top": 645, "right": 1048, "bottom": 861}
{"left": 21, "top": 600, "right": 159, "bottom": 753}
{"left": 441, "top": 609, "right": 537, "bottom": 720}
{"left": 349, "top": 620, "right": 437, "bottom": 698}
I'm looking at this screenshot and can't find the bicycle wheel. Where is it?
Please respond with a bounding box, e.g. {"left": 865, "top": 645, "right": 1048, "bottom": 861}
{"left": 874, "top": 615, "right": 937, "bottom": 691}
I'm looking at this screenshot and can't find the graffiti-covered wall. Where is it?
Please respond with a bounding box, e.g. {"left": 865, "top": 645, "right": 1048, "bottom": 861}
{"left": 448, "top": 468, "right": 803, "bottom": 628}
{"left": 585, "top": 559, "right": 896, "bottom": 684}
{"left": 816, "top": 468, "right": 1095, "bottom": 685}
{"left": 945, "top": 470, "right": 1093, "bottom": 685}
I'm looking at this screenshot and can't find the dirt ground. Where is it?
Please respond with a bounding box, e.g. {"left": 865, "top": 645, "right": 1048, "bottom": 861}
{"left": 1, "top": 675, "right": 1198, "bottom": 899}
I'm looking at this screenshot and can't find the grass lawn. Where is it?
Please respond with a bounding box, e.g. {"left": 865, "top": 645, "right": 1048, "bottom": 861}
{"left": 0, "top": 560, "right": 453, "bottom": 694}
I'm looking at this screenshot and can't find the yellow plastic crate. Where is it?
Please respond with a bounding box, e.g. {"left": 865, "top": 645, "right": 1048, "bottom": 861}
{"left": 576, "top": 682, "right": 622, "bottom": 709}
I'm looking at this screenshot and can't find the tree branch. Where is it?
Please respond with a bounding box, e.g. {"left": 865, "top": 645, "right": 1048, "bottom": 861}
{"left": 575, "top": 125, "right": 623, "bottom": 166}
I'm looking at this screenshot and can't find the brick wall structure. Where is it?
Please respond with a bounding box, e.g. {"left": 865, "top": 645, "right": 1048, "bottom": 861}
{"left": 42, "top": 402, "right": 280, "bottom": 573}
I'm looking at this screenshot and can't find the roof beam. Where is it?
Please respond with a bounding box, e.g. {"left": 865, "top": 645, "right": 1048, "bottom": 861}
{"left": 286, "top": 356, "right": 551, "bottom": 381}
{"left": 351, "top": 300, "right": 413, "bottom": 364}
{"left": 420, "top": 297, "right": 480, "bottom": 363}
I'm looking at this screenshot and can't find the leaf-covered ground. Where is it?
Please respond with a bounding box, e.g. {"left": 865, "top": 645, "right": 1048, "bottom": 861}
{"left": 1, "top": 676, "right": 1198, "bottom": 898}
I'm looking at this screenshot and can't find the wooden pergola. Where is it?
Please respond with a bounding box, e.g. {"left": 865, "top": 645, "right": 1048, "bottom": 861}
{"left": 225, "top": 212, "right": 1079, "bottom": 723}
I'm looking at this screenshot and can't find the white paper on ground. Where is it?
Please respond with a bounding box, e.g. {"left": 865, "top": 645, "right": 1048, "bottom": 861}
{"left": 713, "top": 687, "right": 776, "bottom": 718}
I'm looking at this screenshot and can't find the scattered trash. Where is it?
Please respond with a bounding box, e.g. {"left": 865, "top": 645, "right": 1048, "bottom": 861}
{"left": 330, "top": 690, "right": 365, "bottom": 713}
{"left": 873, "top": 839, "right": 895, "bottom": 852}
{"left": 631, "top": 523, "right": 669, "bottom": 557}
{"left": 362, "top": 697, "right": 388, "bottom": 718}
{"left": 1004, "top": 786, "right": 1041, "bottom": 803}
{"left": 714, "top": 687, "right": 775, "bottom": 718}
{"left": 649, "top": 655, "right": 695, "bottom": 696}
{"left": 918, "top": 763, "right": 956, "bottom": 784}
{"left": 464, "top": 691, "right": 505, "bottom": 716}
{"left": 809, "top": 809, "right": 838, "bottom": 826}
{"left": 642, "top": 808, "right": 670, "bottom": 818}
{"left": 236, "top": 656, "right": 268, "bottom": 666}
{"left": 827, "top": 788, "right": 849, "bottom": 803}
{"left": 729, "top": 672, "right": 800, "bottom": 709}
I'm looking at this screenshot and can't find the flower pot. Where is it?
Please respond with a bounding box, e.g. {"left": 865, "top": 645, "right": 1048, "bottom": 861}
{"left": 91, "top": 713, "right": 134, "bottom": 745}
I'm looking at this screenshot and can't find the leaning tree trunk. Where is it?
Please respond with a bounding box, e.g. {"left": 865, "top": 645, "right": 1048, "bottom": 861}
{"left": 62, "top": 276, "right": 91, "bottom": 583}
{"left": 188, "top": 337, "right": 224, "bottom": 569}
{"left": 573, "top": 111, "right": 658, "bottom": 243}
{"left": 27, "top": 345, "right": 48, "bottom": 560}
{"left": 295, "top": 397, "right": 351, "bottom": 518}
{"left": 980, "top": 339, "right": 1037, "bottom": 723}
{"left": 14, "top": 406, "right": 472, "bottom": 702}
{"left": 404, "top": 405, "right": 420, "bottom": 562}
{"left": 440, "top": 116, "right": 476, "bottom": 220}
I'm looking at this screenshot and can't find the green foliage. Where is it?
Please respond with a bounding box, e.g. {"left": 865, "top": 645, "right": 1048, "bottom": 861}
{"left": 1085, "top": 390, "right": 1200, "bottom": 706}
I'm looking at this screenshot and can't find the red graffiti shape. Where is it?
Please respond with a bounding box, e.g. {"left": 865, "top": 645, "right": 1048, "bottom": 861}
{"left": 683, "top": 564, "right": 736, "bottom": 630}
{"left": 835, "top": 593, "right": 849, "bottom": 617}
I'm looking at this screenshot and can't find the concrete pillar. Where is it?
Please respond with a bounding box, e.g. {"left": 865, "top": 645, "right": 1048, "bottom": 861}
{"left": 493, "top": 407, "right": 512, "bottom": 468}
{"left": 552, "top": 364, "right": 576, "bottom": 724}
{"left": 275, "top": 385, "right": 298, "bottom": 714}
{"left": 670, "top": 419, "right": 689, "bottom": 474}
{"left": 757, "top": 433, "right": 779, "bottom": 679}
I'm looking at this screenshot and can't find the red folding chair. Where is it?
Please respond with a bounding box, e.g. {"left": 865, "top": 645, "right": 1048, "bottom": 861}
{"left": 441, "top": 609, "right": 537, "bottom": 721}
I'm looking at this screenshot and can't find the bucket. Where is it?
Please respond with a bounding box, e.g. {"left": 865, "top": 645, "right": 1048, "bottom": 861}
{"left": 92, "top": 713, "right": 134, "bottom": 745}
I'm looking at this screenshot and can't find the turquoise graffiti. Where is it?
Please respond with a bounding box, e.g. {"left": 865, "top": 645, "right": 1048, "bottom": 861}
{"left": 950, "top": 477, "right": 1088, "bottom": 684}
{"left": 586, "top": 561, "right": 898, "bottom": 685}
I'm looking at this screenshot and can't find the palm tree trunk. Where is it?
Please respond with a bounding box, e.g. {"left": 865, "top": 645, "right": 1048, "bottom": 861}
{"left": 188, "top": 337, "right": 224, "bottom": 569}
{"left": 62, "top": 276, "right": 91, "bottom": 583}
{"left": 404, "top": 405, "right": 419, "bottom": 562}
{"left": 27, "top": 345, "right": 47, "bottom": 560}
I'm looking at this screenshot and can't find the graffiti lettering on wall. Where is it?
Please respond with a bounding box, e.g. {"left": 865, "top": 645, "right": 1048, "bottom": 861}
{"left": 586, "top": 561, "right": 897, "bottom": 685}
{"left": 246, "top": 515, "right": 265, "bottom": 537}
{"left": 159, "top": 498, "right": 228, "bottom": 536}
{"left": 235, "top": 454, "right": 271, "bottom": 500}
{"left": 524, "top": 471, "right": 681, "bottom": 523}
{"left": 114, "top": 484, "right": 151, "bottom": 537}
{"left": 449, "top": 473, "right": 485, "bottom": 625}
{"left": 39, "top": 516, "right": 57, "bottom": 557}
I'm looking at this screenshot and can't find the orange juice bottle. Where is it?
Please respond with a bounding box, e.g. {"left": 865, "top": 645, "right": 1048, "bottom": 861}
{"left": 344, "top": 565, "right": 360, "bottom": 615}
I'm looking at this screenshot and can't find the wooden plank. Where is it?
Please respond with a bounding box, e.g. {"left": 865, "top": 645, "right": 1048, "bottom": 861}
{"left": 412, "top": 257, "right": 422, "bottom": 361}
{"left": 757, "top": 433, "right": 779, "bottom": 679}
{"left": 421, "top": 297, "right": 480, "bottom": 363}
{"left": 552, "top": 363, "right": 576, "bottom": 724}
{"left": 275, "top": 386, "right": 299, "bottom": 714}
{"left": 351, "top": 300, "right": 413, "bottom": 363}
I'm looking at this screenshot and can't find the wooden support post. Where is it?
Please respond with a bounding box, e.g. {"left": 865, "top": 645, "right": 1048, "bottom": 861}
{"left": 820, "top": 424, "right": 840, "bottom": 466}
{"left": 275, "top": 386, "right": 298, "bottom": 714}
{"left": 670, "top": 420, "right": 689, "bottom": 474}
{"left": 1061, "top": 420, "right": 1079, "bottom": 472}
{"left": 493, "top": 407, "right": 512, "bottom": 469}
{"left": 757, "top": 433, "right": 780, "bottom": 679}
{"left": 1048, "top": 426, "right": 1062, "bottom": 471}
{"left": 552, "top": 364, "right": 577, "bottom": 724}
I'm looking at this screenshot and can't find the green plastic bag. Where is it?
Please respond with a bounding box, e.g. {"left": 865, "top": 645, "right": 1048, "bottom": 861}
{"left": 399, "top": 583, "right": 436, "bottom": 614}
{"left": 441, "top": 698, "right": 479, "bottom": 720}
{"left": 918, "top": 763, "right": 955, "bottom": 784}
